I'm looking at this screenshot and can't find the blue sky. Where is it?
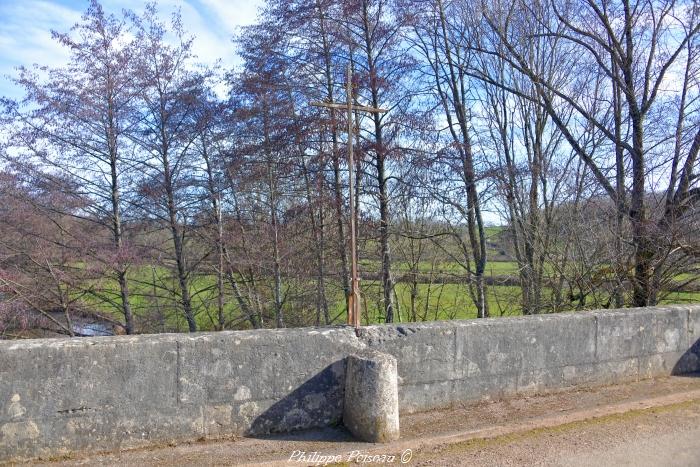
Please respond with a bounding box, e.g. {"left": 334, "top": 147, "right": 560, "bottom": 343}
{"left": 0, "top": 0, "right": 263, "bottom": 98}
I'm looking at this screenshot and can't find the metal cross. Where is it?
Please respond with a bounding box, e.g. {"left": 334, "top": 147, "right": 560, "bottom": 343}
{"left": 311, "top": 64, "right": 387, "bottom": 329}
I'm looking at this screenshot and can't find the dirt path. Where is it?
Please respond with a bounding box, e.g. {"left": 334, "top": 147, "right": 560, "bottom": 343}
{"left": 30, "top": 374, "right": 700, "bottom": 466}
{"left": 413, "top": 396, "right": 700, "bottom": 466}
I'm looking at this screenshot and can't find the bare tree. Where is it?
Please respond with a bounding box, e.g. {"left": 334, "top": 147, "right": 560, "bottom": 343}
{"left": 406, "top": 0, "right": 491, "bottom": 317}
{"left": 1, "top": 1, "right": 138, "bottom": 332}
{"left": 128, "top": 5, "right": 209, "bottom": 332}
{"left": 482, "top": 0, "right": 700, "bottom": 306}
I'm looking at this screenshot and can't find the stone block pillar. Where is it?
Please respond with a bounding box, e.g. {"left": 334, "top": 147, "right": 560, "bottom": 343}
{"left": 343, "top": 350, "right": 400, "bottom": 442}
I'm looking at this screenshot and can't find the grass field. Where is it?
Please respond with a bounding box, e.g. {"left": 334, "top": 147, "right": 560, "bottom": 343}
{"left": 78, "top": 223, "right": 699, "bottom": 333}
{"left": 328, "top": 281, "right": 525, "bottom": 324}
{"left": 83, "top": 266, "right": 522, "bottom": 331}
{"left": 360, "top": 259, "right": 525, "bottom": 276}
{"left": 79, "top": 261, "right": 700, "bottom": 333}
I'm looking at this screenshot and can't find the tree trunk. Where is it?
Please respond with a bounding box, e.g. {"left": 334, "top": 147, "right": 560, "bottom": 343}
{"left": 361, "top": 0, "right": 395, "bottom": 323}
{"left": 106, "top": 67, "right": 133, "bottom": 334}
{"left": 162, "top": 150, "right": 196, "bottom": 332}
{"left": 316, "top": 0, "right": 350, "bottom": 307}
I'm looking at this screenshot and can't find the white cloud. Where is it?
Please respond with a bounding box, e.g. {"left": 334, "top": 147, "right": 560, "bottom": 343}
{"left": 0, "top": 1, "right": 80, "bottom": 91}
{"left": 0, "top": 0, "right": 263, "bottom": 99}
{"left": 199, "top": 0, "right": 262, "bottom": 32}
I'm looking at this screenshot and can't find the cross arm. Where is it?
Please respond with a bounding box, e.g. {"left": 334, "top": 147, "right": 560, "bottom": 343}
{"left": 310, "top": 101, "right": 388, "bottom": 114}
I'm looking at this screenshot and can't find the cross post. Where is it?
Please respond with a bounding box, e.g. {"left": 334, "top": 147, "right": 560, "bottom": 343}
{"left": 311, "top": 64, "right": 387, "bottom": 329}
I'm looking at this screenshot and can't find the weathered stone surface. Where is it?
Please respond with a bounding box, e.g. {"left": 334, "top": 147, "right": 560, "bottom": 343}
{"left": 0, "top": 335, "right": 179, "bottom": 424}
{"left": 456, "top": 313, "right": 597, "bottom": 377}
{"left": 562, "top": 358, "right": 640, "bottom": 388}
{"left": 360, "top": 324, "right": 458, "bottom": 384}
{"left": 593, "top": 307, "right": 687, "bottom": 362}
{"left": 398, "top": 380, "right": 458, "bottom": 413}
{"left": 688, "top": 307, "right": 700, "bottom": 369}
{"left": 689, "top": 307, "right": 700, "bottom": 340}
{"left": 650, "top": 307, "right": 688, "bottom": 353}
{"left": 639, "top": 352, "right": 687, "bottom": 379}
{"left": 176, "top": 327, "right": 362, "bottom": 436}
{"left": 0, "top": 334, "right": 194, "bottom": 459}
{"left": 2, "top": 305, "right": 700, "bottom": 461}
{"left": 0, "top": 327, "right": 362, "bottom": 460}
{"left": 516, "top": 367, "right": 565, "bottom": 395}
{"left": 343, "top": 351, "right": 399, "bottom": 443}
{"left": 454, "top": 372, "right": 520, "bottom": 402}
{"left": 594, "top": 310, "right": 652, "bottom": 361}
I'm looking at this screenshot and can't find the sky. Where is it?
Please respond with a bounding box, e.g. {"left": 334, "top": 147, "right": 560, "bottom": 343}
{"left": 0, "top": 0, "right": 264, "bottom": 99}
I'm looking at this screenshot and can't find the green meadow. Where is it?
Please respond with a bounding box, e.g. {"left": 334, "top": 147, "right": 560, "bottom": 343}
{"left": 80, "top": 258, "right": 700, "bottom": 333}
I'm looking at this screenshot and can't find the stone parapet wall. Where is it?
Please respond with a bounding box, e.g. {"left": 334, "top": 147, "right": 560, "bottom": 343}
{"left": 1, "top": 305, "right": 699, "bottom": 460}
